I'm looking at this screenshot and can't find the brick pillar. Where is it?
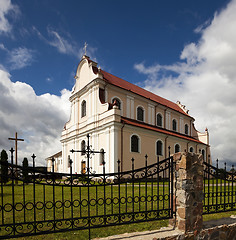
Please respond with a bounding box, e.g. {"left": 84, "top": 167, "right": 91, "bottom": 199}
{"left": 171, "top": 152, "right": 204, "bottom": 234}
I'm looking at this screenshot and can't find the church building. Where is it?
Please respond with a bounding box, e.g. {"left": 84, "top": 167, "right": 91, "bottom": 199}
{"left": 48, "top": 55, "right": 210, "bottom": 174}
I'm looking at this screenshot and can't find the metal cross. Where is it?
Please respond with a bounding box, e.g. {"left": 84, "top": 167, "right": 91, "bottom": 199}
{"left": 8, "top": 132, "right": 24, "bottom": 167}
{"left": 83, "top": 42, "right": 88, "bottom": 55}
{"left": 70, "top": 134, "right": 105, "bottom": 174}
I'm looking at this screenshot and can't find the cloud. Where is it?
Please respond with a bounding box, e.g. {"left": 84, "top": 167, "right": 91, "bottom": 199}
{"left": 7, "top": 47, "right": 35, "bottom": 70}
{"left": 0, "top": 0, "right": 19, "bottom": 34}
{"left": 0, "top": 69, "right": 71, "bottom": 166}
{"left": 32, "top": 26, "right": 97, "bottom": 59}
{"left": 0, "top": 43, "right": 7, "bottom": 51}
{"left": 47, "top": 28, "right": 76, "bottom": 55}
{"left": 134, "top": 0, "right": 236, "bottom": 164}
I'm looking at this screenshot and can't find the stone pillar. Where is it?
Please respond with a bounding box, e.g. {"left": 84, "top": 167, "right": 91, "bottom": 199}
{"left": 171, "top": 152, "right": 204, "bottom": 234}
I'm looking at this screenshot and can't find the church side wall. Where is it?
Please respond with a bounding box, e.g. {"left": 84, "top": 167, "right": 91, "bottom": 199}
{"left": 106, "top": 85, "right": 193, "bottom": 139}
{"left": 121, "top": 124, "right": 208, "bottom": 171}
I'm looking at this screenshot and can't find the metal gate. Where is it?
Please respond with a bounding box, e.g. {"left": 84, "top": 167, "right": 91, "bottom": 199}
{"left": 0, "top": 146, "right": 174, "bottom": 239}
{"left": 203, "top": 160, "right": 236, "bottom": 214}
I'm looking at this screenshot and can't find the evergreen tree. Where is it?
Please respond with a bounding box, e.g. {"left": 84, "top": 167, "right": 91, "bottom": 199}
{"left": 22, "top": 157, "right": 29, "bottom": 184}
{"left": 0, "top": 150, "right": 8, "bottom": 184}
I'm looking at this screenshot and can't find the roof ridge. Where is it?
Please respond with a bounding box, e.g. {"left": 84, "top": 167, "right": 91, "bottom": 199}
{"left": 100, "top": 69, "right": 192, "bottom": 118}
{"left": 121, "top": 116, "right": 205, "bottom": 145}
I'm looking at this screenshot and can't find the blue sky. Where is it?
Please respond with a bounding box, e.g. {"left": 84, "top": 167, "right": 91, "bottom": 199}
{"left": 1, "top": 0, "right": 228, "bottom": 95}
{"left": 0, "top": 0, "right": 235, "bottom": 166}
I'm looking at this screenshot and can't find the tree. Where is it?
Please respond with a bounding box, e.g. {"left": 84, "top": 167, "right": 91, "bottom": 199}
{"left": 0, "top": 150, "right": 8, "bottom": 184}
{"left": 22, "top": 157, "right": 29, "bottom": 184}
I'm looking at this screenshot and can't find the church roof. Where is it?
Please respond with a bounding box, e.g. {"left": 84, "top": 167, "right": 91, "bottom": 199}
{"left": 100, "top": 69, "right": 191, "bottom": 118}
{"left": 45, "top": 151, "right": 62, "bottom": 160}
{"left": 121, "top": 117, "right": 206, "bottom": 145}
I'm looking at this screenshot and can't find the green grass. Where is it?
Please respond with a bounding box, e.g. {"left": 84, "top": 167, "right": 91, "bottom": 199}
{"left": 1, "top": 178, "right": 236, "bottom": 240}
{"left": 0, "top": 180, "right": 170, "bottom": 239}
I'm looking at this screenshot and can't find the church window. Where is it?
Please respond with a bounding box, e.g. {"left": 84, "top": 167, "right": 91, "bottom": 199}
{"left": 137, "top": 107, "right": 144, "bottom": 121}
{"left": 112, "top": 98, "right": 121, "bottom": 109}
{"left": 202, "top": 149, "right": 205, "bottom": 161}
{"left": 81, "top": 100, "right": 86, "bottom": 117}
{"left": 131, "top": 135, "right": 139, "bottom": 153}
{"left": 175, "top": 144, "right": 180, "bottom": 153}
{"left": 156, "top": 140, "right": 163, "bottom": 156}
{"left": 99, "top": 88, "right": 105, "bottom": 103}
{"left": 81, "top": 140, "right": 86, "bottom": 155}
{"left": 172, "top": 119, "right": 177, "bottom": 131}
{"left": 189, "top": 147, "right": 194, "bottom": 153}
{"left": 185, "top": 124, "right": 189, "bottom": 135}
{"left": 156, "top": 113, "right": 163, "bottom": 127}
{"left": 99, "top": 148, "right": 105, "bottom": 165}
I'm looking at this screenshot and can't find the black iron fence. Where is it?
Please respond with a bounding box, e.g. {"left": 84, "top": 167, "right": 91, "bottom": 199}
{"left": 203, "top": 160, "right": 236, "bottom": 214}
{"left": 0, "top": 148, "right": 174, "bottom": 239}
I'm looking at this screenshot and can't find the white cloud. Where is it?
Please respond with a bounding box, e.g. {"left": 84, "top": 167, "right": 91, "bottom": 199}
{"left": 0, "top": 0, "right": 19, "bottom": 34}
{"left": 0, "top": 70, "right": 71, "bottom": 166}
{"left": 47, "top": 27, "right": 82, "bottom": 58}
{"left": 7, "top": 47, "right": 35, "bottom": 70}
{"left": 32, "top": 26, "right": 97, "bottom": 59}
{"left": 0, "top": 43, "right": 7, "bottom": 51}
{"left": 134, "top": 0, "right": 236, "bottom": 165}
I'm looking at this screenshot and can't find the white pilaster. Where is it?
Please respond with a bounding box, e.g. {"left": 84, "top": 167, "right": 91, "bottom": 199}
{"left": 166, "top": 111, "right": 170, "bottom": 130}
{"left": 130, "top": 98, "right": 134, "bottom": 119}
{"left": 148, "top": 104, "right": 155, "bottom": 125}
{"left": 126, "top": 97, "right": 131, "bottom": 118}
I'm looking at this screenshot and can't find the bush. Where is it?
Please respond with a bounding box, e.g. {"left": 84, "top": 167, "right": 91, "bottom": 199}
{"left": 0, "top": 150, "right": 8, "bottom": 184}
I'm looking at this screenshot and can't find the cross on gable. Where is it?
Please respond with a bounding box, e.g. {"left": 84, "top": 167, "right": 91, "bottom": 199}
{"left": 83, "top": 42, "right": 88, "bottom": 56}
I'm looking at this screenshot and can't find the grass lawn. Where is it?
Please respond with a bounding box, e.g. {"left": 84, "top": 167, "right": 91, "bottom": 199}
{"left": 1, "top": 178, "right": 236, "bottom": 240}
{"left": 0, "top": 180, "right": 171, "bottom": 239}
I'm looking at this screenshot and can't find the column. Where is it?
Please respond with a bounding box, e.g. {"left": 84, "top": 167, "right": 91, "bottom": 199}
{"left": 171, "top": 152, "right": 204, "bottom": 234}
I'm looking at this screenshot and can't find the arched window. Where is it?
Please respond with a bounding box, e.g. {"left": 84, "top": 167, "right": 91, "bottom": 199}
{"left": 81, "top": 140, "right": 86, "bottom": 155}
{"left": 131, "top": 135, "right": 139, "bottom": 153}
{"left": 112, "top": 98, "right": 121, "bottom": 110}
{"left": 100, "top": 148, "right": 105, "bottom": 165}
{"left": 189, "top": 147, "right": 194, "bottom": 153}
{"left": 185, "top": 124, "right": 189, "bottom": 135}
{"left": 172, "top": 119, "right": 177, "bottom": 131}
{"left": 81, "top": 100, "right": 86, "bottom": 117}
{"left": 137, "top": 107, "right": 144, "bottom": 121}
{"left": 175, "top": 144, "right": 180, "bottom": 153}
{"left": 156, "top": 140, "right": 163, "bottom": 156}
{"left": 202, "top": 149, "right": 205, "bottom": 160}
{"left": 156, "top": 113, "right": 163, "bottom": 127}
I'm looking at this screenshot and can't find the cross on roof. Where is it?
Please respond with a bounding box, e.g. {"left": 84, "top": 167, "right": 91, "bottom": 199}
{"left": 83, "top": 42, "right": 88, "bottom": 56}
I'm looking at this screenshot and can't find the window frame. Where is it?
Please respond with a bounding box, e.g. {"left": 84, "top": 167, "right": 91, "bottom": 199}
{"left": 111, "top": 97, "right": 121, "bottom": 110}
{"left": 136, "top": 106, "right": 145, "bottom": 122}
{"left": 81, "top": 140, "right": 86, "bottom": 155}
{"left": 130, "top": 134, "right": 140, "bottom": 153}
{"left": 201, "top": 149, "right": 205, "bottom": 161}
{"left": 156, "top": 140, "right": 163, "bottom": 156}
{"left": 156, "top": 113, "right": 163, "bottom": 127}
{"left": 172, "top": 119, "right": 177, "bottom": 131}
{"left": 185, "top": 124, "right": 189, "bottom": 135}
{"left": 174, "top": 143, "right": 181, "bottom": 153}
{"left": 81, "top": 100, "right": 86, "bottom": 118}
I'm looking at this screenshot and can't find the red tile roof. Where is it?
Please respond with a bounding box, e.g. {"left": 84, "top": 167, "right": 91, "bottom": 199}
{"left": 101, "top": 69, "right": 191, "bottom": 118}
{"left": 121, "top": 117, "right": 205, "bottom": 145}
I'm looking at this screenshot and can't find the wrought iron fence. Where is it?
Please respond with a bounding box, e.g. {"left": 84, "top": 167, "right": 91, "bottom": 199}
{"left": 203, "top": 160, "right": 236, "bottom": 214}
{"left": 0, "top": 148, "right": 174, "bottom": 239}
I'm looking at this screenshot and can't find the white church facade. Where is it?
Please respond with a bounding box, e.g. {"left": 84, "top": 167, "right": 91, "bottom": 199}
{"left": 47, "top": 55, "right": 211, "bottom": 174}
